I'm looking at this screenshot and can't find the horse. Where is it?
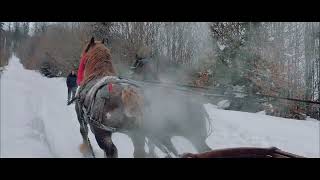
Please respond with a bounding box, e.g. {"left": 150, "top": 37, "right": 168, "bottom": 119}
{"left": 130, "top": 56, "right": 212, "bottom": 157}
{"left": 75, "top": 37, "right": 147, "bottom": 158}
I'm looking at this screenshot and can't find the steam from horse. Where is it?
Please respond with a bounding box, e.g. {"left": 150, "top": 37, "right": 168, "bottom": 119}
{"left": 131, "top": 54, "right": 212, "bottom": 156}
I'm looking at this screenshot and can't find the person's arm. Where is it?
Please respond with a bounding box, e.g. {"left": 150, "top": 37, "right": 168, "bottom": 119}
{"left": 66, "top": 76, "right": 70, "bottom": 87}
{"left": 74, "top": 75, "right": 78, "bottom": 87}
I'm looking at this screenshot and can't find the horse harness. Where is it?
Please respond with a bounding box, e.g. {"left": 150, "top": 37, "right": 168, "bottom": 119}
{"left": 76, "top": 76, "right": 142, "bottom": 134}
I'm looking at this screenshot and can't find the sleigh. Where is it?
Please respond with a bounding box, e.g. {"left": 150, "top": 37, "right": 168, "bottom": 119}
{"left": 181, "top": 147, "right": 305, "bottom": 158}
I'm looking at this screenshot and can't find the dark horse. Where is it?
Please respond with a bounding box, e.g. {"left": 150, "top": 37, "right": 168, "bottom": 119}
{"left": 75, "top": 37, "right": 146, "bottom": 158}
{"left": 131, "top": 56, "right": 212, "bottom": 157}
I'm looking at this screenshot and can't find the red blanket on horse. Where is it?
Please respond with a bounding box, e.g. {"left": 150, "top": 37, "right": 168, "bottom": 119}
{"left": 77, "top": 53, "right": 87, "bottom": 86}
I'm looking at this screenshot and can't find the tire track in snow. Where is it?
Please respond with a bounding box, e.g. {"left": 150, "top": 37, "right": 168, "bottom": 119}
{"left": 25, "top": 93, "right": 56, "bottom": 157}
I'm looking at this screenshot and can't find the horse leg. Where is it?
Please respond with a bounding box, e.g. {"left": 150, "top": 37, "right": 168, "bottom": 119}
{"left": 75, "top": 102, "right": 92, "bottom": 156}
{"left": 161, "top": 137, "right": 179, "bottom": 157}
{"left": 130, "top": 131, "right": 146, "bottom": 158}
{"left": 76, "top": 104, "right": 88, "bottom": 140}
{"left": 146, "top": 134, "right": 178, "bottom": 157}
{"left": 188, "top": 136, "right": 212, "bottom": 153}
{"left": 94, "top": 129, "right": 118, "bottom": 158}
{"left": 146, "top": 140, "right": 158, "bottom": 158}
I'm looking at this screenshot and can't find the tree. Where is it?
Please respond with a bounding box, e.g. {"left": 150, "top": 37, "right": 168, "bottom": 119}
{"left": 14, "top": 22, "right": 319, "bottom": 120}
{"left": 12, "top": 22, "right": 22, "bottom": 49}
{"left": 0, "top": 22, "right": 4, "bottom": 44}
{"left": 7, "top": 22, "right": 12, "bottom": 32}
{"left": 90, "top": 22, "right": 113, "bottom": 45}
{"left": 318, "top": 23, "right": 320, "bottom": 103}
{"left": 33, "top": 22, "right": 48, "bottom": 35}
{"left": 0, "top": 22, "right": 4, "bottom": 34}
{"left": 22, "top": 22, "right": 29, "bottom": 38}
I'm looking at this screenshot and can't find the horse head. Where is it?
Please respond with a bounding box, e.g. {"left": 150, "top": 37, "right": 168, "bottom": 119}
{"left": 83, "top": 37, "right": 105, "bottom": 54}
{"left": 81, "top": 37, "right": 115, "bottom": 85}
{"left": 130, "top": 56, "right": 159, "bottom": 81}
{"left": 131, "top": 57, "right": 148, "bottom": 73}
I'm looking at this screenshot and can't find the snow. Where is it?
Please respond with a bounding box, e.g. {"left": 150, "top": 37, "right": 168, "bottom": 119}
{"left": 217, "top": 100, "right": 231, "bottom": 109}
{"left": 306, "top": 116, "right": 319, "bottom": 122}
{"left": 204, "top": 103, "right": 319, "bottom": 158}
{"left": 232, "top": 85, "right": 246, "bottom": 98}
{"left": 0, "top": 55, "right": 133, "bottom": 158}
{"left": 257, "top": 111, "right": 266, "bottom": 115}
{"left": 285, "top": 53, "right": 293, "bottom": 57}
{"left": 217, "top": 41, "right": 226, "bottom": 51}
{"left": 1, "top": 55, "right": 319, "bottom": 158}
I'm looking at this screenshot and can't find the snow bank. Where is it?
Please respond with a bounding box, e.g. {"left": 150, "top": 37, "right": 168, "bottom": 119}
{"left": 204, "top": 103, "right": 319, "bottom": 158}
{"left": 217, "top": 100, "right": 231, "bottom": 109}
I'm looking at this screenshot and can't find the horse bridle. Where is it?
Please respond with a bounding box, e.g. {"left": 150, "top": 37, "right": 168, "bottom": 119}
{"left": 131, "top": 58, "right": 148, "bottom": 70}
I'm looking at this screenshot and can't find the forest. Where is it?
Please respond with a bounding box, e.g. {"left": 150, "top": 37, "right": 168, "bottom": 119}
{"left": 1, "top": 22, "right": 319, "bottom": 120}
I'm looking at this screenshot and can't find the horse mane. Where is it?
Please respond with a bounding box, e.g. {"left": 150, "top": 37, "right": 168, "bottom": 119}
{"left": 83, "top": 43, "right": 116, "bottom": 85}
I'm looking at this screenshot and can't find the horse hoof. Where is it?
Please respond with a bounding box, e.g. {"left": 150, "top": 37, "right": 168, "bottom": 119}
{"left": 79, "top": 143, "right": 90, "bottom": 154}
{"left": 146, "top": 153, "right": 158, "bottom": 158}
{"left": 133, "top": 152, "right": 146, "bottom": 158}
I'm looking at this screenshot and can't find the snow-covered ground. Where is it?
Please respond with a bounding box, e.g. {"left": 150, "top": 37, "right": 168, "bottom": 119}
{"left": 204, "top": 104, "right": 319, "bottom": 158}
{"left": 1, "top": 55, "right": 319, "bottom": 158}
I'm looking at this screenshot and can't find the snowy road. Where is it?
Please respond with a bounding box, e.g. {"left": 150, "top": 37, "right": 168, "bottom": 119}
{"left": 1, "top": 55, "right": 319, "bottom": 158}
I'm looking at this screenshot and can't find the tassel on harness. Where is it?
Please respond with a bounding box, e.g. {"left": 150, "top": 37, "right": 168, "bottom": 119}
{"left": 82, "top": 102, "right": 117, "bottom": 133}
{"left": 108, "top": 83, "right": 113, "bottom": 92}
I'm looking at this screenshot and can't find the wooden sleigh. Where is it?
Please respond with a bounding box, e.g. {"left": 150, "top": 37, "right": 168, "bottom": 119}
{"left": 181, "top": 147, "right": 305, "bottom": 158}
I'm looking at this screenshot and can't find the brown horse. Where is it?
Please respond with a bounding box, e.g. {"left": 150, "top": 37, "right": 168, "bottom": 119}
{"left": 75, "top": 37, "right": 146, "bottom": 158}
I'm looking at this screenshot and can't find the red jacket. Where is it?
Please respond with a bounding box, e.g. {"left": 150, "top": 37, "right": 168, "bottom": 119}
{"left": 77, "top": 53, "right": 87, "bottom": 86}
